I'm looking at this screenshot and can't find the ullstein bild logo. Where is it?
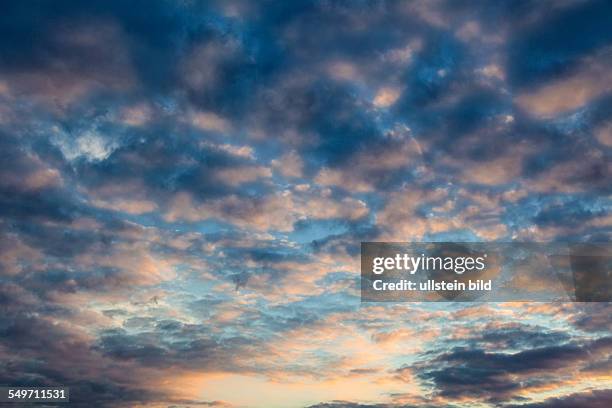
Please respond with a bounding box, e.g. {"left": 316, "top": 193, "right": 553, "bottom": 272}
{"left": 360, "top": 242, "right": 612, "bottom": 302}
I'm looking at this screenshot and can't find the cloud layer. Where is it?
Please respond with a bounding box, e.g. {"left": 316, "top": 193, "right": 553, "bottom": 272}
{"left": 0, "top": 1, "right": 610, "bottom": 407}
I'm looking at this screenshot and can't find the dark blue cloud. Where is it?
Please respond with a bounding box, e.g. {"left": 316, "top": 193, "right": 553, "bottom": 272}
{"left": 504, "top": 388, "right": 612, "bottom": 408}
{"left": 415, "top": 335, "right": 612, "bottom": 401}
{"left": 508, "top": 0, "right": 612, "bottom": 88}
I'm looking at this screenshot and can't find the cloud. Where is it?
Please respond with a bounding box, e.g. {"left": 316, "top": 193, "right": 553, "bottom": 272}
{"left": 165, "top": 190, "right": 367, "bottom": 231}
{"left": 503, "top": 389, "right": 612, "bottom": 408}
{"left": 0, "top": 17, "right": 136, "bottom": 109}
{"left": 214, "top": 166, "right": 273, "bottom": 186}
{"left": 190, "top": 111, "right": 232, "bottom": 133}
{"left": 516, "top": 48, "right": 612, "bottom": 117}
{"left": 414, "top": 334, "right": 612, "bottom": 403}
{"left": 119, "top": 103, "right": 152, "bottom": 127}
{"left": 272, "top": 150, "right": 304, "bottom": 178}
{"left": 373, "top": 87, "right": 402, "bottom": 108}
{"left": 0, "top": 1, "right": 611, "bottom": 407}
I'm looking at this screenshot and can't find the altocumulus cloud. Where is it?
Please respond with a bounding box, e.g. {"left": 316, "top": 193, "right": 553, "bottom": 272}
{"left": 0, "top": 0, "right": 610, "bottom": 407}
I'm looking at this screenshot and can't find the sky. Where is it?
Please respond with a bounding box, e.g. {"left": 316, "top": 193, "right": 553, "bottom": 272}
{"left": 0, "top": 0, "right": 611, "bottom": 407}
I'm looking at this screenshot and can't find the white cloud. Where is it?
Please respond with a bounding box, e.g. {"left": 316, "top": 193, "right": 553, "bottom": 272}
{"left": 52, "top": 127, "right": 119, "bottom": 162}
